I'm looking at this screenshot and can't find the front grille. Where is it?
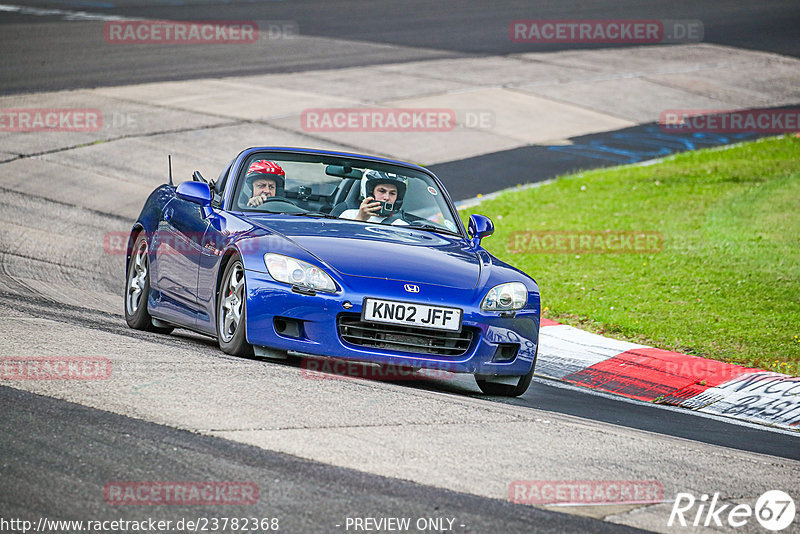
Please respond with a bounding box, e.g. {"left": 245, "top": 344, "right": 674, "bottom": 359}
{"left": 337, "top": 315, "right": 473, "bottom": 357}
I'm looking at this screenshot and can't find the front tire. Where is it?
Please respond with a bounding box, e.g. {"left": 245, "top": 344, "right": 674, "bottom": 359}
{"left": 217, "top": 257, "right": 253, "bottom": 357}
{"left": 475, "top": 342, "right": 538, "bottom": 397}
{"left": 124, "top": 234, "right": 173, "bottom": 334}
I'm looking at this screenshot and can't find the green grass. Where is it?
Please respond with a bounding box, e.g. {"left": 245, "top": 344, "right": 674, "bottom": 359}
{"left": 459, "top": 135, "right": 800, "bottom": 374}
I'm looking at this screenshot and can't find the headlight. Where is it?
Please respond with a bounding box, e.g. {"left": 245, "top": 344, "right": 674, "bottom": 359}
{"left": 481, "top": 282, "right": 527, "bottom": 311}
{"left": 264, "top": 253, "right": 336, "bottom": 293}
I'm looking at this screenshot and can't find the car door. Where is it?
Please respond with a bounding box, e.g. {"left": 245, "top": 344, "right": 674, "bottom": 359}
{"left": 195, "top": 211, "right": 238, "bottom": 336}
{"left": 151, "top": 193, "right": 209, "bottom": 325}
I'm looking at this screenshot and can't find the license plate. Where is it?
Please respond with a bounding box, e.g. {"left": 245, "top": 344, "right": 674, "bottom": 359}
{"left": 362, "top": 298, "right": 462, "bottom": 332}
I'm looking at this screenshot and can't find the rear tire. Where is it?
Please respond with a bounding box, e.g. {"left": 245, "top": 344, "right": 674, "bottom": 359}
{"left": 217, "top": 257, "right": 254, "bottom": 357}
{"left": 124, "top": 234, "right": 173, "bottom": 334}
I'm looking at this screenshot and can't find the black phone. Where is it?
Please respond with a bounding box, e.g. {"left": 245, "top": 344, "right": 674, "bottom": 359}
{"left": 378, "top": 201, "right": 394, "bottom": 217}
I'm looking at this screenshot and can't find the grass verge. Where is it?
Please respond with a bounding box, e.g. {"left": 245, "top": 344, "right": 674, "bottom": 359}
{"left": 459, "top": 135, "right": 800, "bottom": 374}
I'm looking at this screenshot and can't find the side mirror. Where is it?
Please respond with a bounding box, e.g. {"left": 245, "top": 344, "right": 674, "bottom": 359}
{"left": 176, "top": 181, "right": 213, "bottom": 217}
{"left": 468, "top": 214, "right": 494, "bottom": 247}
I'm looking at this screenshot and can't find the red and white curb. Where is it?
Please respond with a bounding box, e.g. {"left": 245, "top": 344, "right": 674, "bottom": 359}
{"left": 537, "top": 319, "right": 800, "bottom": 431}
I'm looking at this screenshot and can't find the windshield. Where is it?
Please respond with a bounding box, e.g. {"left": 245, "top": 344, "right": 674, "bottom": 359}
{"left": 230, "top": 152, "right": 462, "bottom": 235}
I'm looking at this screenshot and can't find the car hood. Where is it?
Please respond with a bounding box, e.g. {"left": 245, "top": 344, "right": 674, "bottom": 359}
{"left": 244, "top": 216, "right": 481, "bottom": 289}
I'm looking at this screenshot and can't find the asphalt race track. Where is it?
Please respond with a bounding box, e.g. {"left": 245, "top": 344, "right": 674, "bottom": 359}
{"left": 0, "top": 386, "right": 649, "bottom": 534}
{"left": 1, "top": 2, "right": 799, "bottom": 533}
{"left": 0, "top": 0, "right": 799, "bottom": 94}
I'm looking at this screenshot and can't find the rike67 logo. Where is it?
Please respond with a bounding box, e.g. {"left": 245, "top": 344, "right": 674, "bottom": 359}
{"left": 669, "top": 490, "right": 795, "bottom": 531}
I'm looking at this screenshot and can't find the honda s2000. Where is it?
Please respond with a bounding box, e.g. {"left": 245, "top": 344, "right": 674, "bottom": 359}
{"left": 124, "top": 147, "right": 541, "bottom": 396}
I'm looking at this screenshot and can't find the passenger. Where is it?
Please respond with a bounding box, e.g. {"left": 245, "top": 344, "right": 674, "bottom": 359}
{"left": 340, "top": 170, "right": 408, "bottom": 224}
{"left": 245, "top": 160, "right": 285, "bottom": 207}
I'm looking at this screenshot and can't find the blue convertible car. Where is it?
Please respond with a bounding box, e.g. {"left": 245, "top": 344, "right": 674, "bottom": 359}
{"left": 124, "top": 147, "right": 541, "bottom": 396}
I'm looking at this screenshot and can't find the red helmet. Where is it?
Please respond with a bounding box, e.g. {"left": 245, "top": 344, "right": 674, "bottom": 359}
{"left": 246, "top": 160, "right": 285, "bottom": 190}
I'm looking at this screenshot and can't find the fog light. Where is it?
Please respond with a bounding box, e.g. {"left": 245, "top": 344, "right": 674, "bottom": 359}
{"left": 274, "top": 317, "right": 301, "bottom": 338}
{"left": 492, "top": 343, "right": 520, "bottom": 362}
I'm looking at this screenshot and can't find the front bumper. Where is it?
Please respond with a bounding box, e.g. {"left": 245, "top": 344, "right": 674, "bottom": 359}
{"left": 244, "top": 272, "right": 540, "bottom": 376}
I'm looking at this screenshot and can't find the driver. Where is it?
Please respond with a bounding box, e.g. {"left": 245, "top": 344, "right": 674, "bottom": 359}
{"left": 340, "top": 170, "right": 408, "bottom": 224}
{"left": 245, "top": 160, "right": 285, "bottom": 207}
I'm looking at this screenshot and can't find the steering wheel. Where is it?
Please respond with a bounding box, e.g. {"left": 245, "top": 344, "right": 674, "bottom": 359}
{"left": 251, "top": 196, "right": 297, "bottom": 207}
{"left": 247, "top": 196, "right": 308, "bottom": 213}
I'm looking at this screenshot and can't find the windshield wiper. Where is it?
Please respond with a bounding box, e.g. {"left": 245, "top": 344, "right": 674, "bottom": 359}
{"left": 290, "top": 211, "right": 340, "bottom": 219}
{"left": 256, "top": 209, "right": 290, "bottom": 214}
{"left": 407, "top": 222, "right": 460, "bottom": 236}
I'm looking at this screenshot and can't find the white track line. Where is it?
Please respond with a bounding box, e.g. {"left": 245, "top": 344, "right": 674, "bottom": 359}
{"left": 0, "top": 3, "right": 130, "bottom": 21}
{"left": 533, "top": 377, "right": 800, "bottom": 438}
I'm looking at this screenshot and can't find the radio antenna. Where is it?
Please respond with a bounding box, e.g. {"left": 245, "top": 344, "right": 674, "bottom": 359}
{"left": 168, "top": 155, "right": 174, "bottom": 186}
